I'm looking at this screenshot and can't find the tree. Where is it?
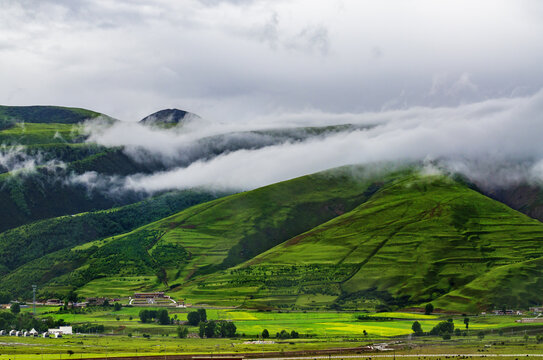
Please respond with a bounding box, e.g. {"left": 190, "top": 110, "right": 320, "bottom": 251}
{"left": 424, "top": 303, "right": 434, "bottom": 315}
{"left": 464, "top": 317, "right": 469, "bottom": 329}
{"left": 158, "top": 309, "right": 170, "bottom": 325}
{"left": 262, "top": 329, "right": 270, "bottom": 338}
{"left": 187, "top": 311, "right": 200, "bottom": 326}
{"left": 411, "top": 321, "right": 423, "bottom": 336}
{"left": 0, "top": 291, "right": 11, "bottom": 304}
{"left": 197, "top": 308, "right": 207, "bottom": 322}
{"left": 67, "top": 291, "right": 78, "bottom": 302}
{"left": 429, "top": 319, "right": 454, "bottom": 336}
{"left": 139, "top": 309, "right": 150, "bottom": 323}
{"left": 113, "top": 302, "right": 122, "bottom": 311}
{"left": 217, "top": 321, "right": 236, "bottom": 338}
{"left": 199, "top": 322, "right": 206, "bottom": 338}
{"left": 11, "top": 302, "right": 20, "bottom": 314}
{"left": 204, "top": 320, "right": 216, "bottom": 338}
{"left": 290, "top": 330, "right": 299, "bottom": 339}
{"left": 363, "top": 330, "right": 368, "bottom": 337}
{"left": 177, "top": 326, "right": 189, "bottom": 338}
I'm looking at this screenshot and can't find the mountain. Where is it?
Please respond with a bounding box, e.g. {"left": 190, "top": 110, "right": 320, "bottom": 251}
{"left": 182, "top": 172, "right": 543, "bottom": 312}
{"left": 0, "top": 189, "right": 221, "bottom": 299}
{"left": 139, "top": 108, "right": 198, "bottom": 127}
{"left": 2, "top": 165, "right": 542, "bottom": 313}
{"left": 0, "top": 105, "right": 101, "bottom": 128}
{"left": 2, "top": 165, "right": 388, "bottom": 299}
{"left": 2, "top": 104, "right": 543, "bottom": 312}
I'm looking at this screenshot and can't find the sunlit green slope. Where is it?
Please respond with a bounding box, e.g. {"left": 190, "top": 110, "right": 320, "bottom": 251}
{"left": 180, "top": 173, "right": 543, "bottom": 311}
{"left": 13, "top": 166, "right": 391, "bottom": 299}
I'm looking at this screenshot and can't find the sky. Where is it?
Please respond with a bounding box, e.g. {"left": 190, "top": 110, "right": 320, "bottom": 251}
{"left": 1, "top": 0, "right": 543, "bottom": 121}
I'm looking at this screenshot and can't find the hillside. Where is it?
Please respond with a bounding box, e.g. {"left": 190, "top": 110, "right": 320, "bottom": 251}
{"left": 0, "top": 105, "right": 101, "bottom": 128}
{"left": 4, "top": 166, "right": 390, "bottom": 299}
{"left": 139, "top": 108, "right": 198, "bottom": 127}
{"left": 171, "top": 173, "right": 543, "bottom": 312}
{"left": 3, "top": 165, "right": 542, "bottom": 313}
{"left": 0, "top": 189, "right": 220, "bottom": 277}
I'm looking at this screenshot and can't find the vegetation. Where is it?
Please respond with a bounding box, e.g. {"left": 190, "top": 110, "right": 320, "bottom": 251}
{"left": 0, "top": 190, "right": 221, "bottom": 298}
{"left": 179, "top": 173, "right": 543, "bottom": 311}
{"left": 0, "top": 105, "right": 102, "bottom": 125}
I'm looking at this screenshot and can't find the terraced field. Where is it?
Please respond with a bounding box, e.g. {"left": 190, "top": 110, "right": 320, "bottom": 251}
{"left": 175, "top": 174, "right": 543, "bottom": 311}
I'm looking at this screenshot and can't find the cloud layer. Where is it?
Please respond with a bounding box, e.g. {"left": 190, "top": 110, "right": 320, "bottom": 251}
{"left": 78, "top": 90, "right": 543, "bottom": 193}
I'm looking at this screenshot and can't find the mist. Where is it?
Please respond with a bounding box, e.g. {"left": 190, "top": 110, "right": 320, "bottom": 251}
{"left": 76, "top": 90, "right": 543, "bottom": 193}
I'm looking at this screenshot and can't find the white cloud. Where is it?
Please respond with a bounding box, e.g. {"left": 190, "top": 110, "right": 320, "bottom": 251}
{"left": 78, "top": 90, "right": 543, "bottom": 193}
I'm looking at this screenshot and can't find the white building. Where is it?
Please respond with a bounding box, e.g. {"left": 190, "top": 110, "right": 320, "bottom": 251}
{"left": 48, "top": 326, "right": 72, "bottom": 336}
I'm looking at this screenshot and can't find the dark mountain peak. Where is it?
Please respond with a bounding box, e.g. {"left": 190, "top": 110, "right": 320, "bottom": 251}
{"left": 0, "top": 105, "right": 101, "bottom": 126}
{"left": 139, "top": 108, "right": 199, "bottom": 127}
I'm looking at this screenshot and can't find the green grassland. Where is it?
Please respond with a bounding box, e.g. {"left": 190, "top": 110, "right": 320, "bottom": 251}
{"left": 0, "top": 105, "right": 101, "bottom": 125}
{"left": 0, "top": 307, "right": 540, "bottom": 360}
{"left": 172, "top": 173, "right": 543, "bottom": 312}
{"left": 26, "top": 166, "right": 391, "bottom": 299}
{"left": 0, "top": 190, "right": 222, "bottom": 299}
{"left": 18, "top": 306, "right": 536, "bottom": 337}
{"left": 0, "top": 123, "right": 84, "bottom": 145}
{"left": 4, "top": 167, "right": 541, "bottom": 313}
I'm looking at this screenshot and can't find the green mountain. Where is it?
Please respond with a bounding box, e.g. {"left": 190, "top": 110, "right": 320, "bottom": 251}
{"left": 1, "top": 104, "right": 543, "bottom": 313}
{"left": 0, "top": 189, "right": 221, "bottom": 298}
{"left": 185, "top": 173, "right": 543, "bottom": 312}
{"left": 2, "top": 165, "right": 541, "bottom": 313}
{"left": 139, "top": 108, "right": 198, "bottom": 128}
{"left": 0, "top": 105, "right": 101, "bottom": 127}
{"left": 3, "top": 166, "right": 388, "bottom": 299}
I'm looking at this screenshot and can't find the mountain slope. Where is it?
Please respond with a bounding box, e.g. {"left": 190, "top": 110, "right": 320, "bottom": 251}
{"left": 0, "top": 190, "right": 220, "bottom": 277}
{"left": 176, "top": 173, "right": 543, "bottom": 311}
{"left": 7, "top": 166, "right": 392, "bottom": 299}
{"left": 0, "top": 105, "right": 101, "bottom": 128}
{"left": 139, "top": 108, "right": 198, "bottom": 127}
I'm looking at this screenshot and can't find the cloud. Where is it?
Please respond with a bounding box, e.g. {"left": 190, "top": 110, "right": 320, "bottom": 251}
{"left": 76, "top": 90, "right": 543, "bottom": 193}
{"left": 0, "top": 145, "right": 66, "bottom": 175}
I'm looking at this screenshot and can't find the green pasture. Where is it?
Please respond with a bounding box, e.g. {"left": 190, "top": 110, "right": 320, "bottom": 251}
{"left": 19, "top": 306, "right": 536, "bottom": 338}
{"left": 0, "top": 123, "right": 82, "bottom": 145}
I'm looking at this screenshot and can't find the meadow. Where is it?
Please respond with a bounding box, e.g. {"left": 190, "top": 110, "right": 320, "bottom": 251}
{"left": 1, "top": 307, "right": 542, "bottom": 360}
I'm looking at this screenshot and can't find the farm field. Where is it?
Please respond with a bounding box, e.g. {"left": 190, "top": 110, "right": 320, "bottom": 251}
{"left": 18, "top": 306, "right": 541, "bottom": 338}
{"left": 0, "top": 320, "right": 542, "bottom": 360}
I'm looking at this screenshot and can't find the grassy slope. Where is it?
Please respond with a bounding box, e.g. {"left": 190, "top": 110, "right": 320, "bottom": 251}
{"left": 21, "top": 166, "right": 389, "bottom": 298}
{"left": 0, "top": 105, "right": 100, "bottom": 124}
{"left": 0, "top": 106, "right": 168, "bottom": 231}
{"left": 0, "top": 190, "right": 221, "bottom": 298}
{"left": 179, "top": 174, "right": 543, "bottom": 311}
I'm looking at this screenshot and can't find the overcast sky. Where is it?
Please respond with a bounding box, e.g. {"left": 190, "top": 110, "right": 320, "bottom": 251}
{"left": 1, "top": 0, "right": 543, "bottom": 121}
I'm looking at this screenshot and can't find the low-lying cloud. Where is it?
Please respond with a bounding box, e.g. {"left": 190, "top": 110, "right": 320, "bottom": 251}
{"left": 77, "top": 90, "right": 543, "bottom": 193}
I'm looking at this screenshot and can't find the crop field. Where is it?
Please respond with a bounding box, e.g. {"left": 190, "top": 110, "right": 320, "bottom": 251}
{"left": 18, "top": 307, "right": 539, "bottom": 338}
{"left": 0, "top": 327, "right": 543, "bottom": 360}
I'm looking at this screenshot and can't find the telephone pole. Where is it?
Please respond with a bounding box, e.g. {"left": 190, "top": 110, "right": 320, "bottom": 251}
{"left": 32, "top": 285, "right": 37, "bottom": 315}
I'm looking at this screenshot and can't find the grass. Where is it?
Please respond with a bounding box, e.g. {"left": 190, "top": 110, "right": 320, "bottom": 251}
{"left": 2, "top": 308, "right": 543, "bottom": 360}
{"left": 0, "top": 123, "right": 83, "bottom": 145}
{"left": 29, "top": 165, "right": 391, "bottom": 299}
{"left": 179, "top": 173, "right": 543, "bottom": 311}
